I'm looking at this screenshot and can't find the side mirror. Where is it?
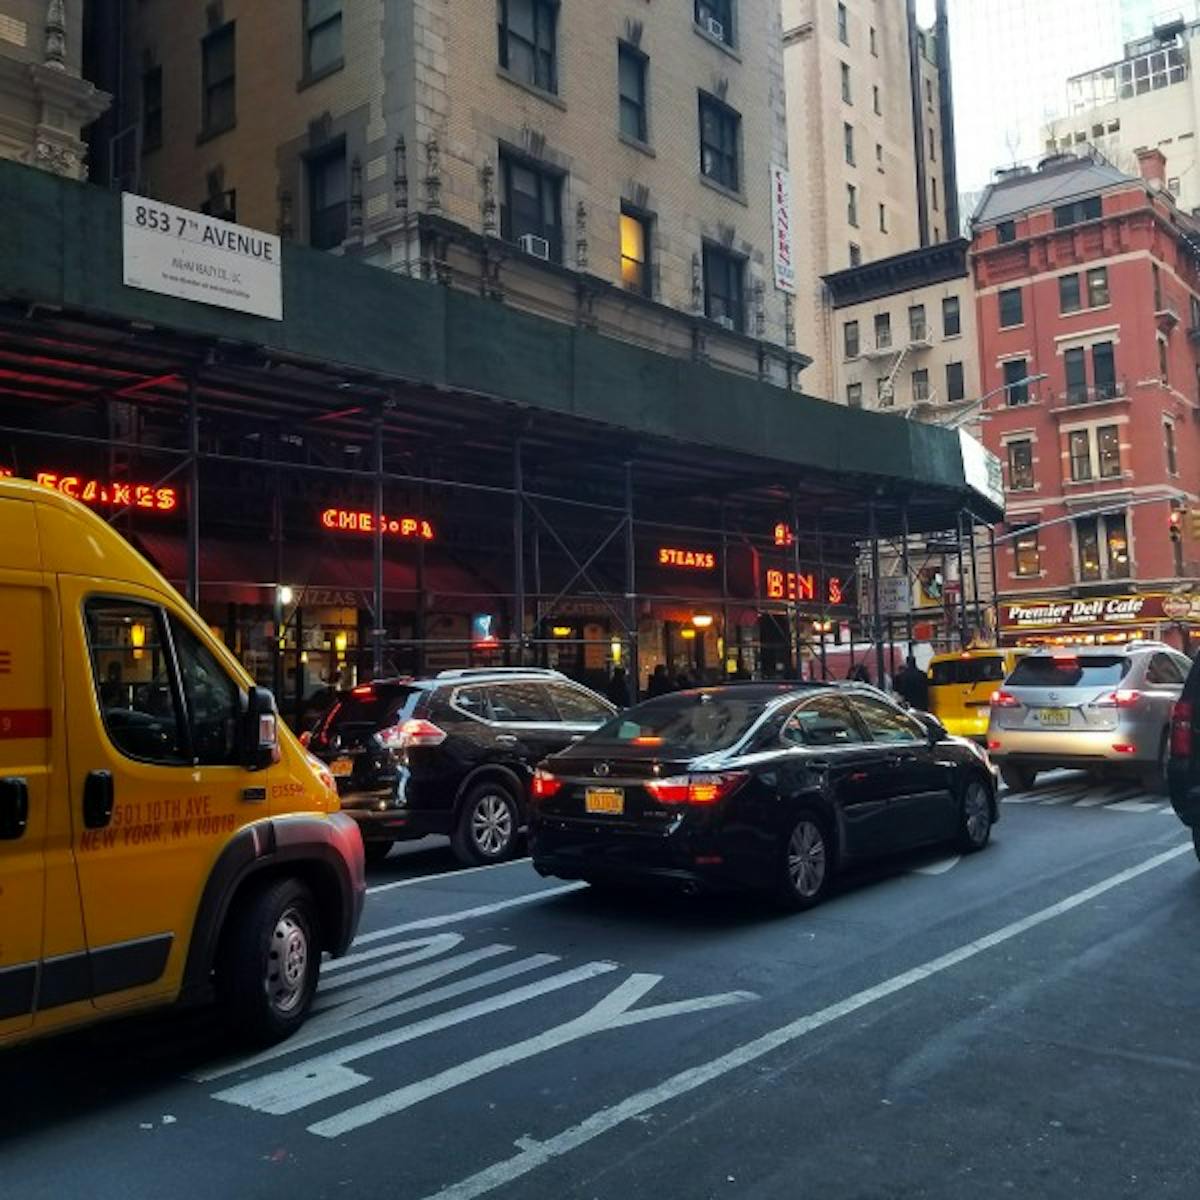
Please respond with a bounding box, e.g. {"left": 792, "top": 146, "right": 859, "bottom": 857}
{"left": 242, "top": 685, "right": 280, "bottom": 772}
{"left": 914, "top": 710, "right": 948, "bottom": 743}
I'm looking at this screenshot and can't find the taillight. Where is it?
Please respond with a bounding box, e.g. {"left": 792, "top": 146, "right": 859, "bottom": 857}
{"left": 1094, "top": 689, "right": 1142, "bottom": 709}
{"left": 531, "top": 768, "right": 562, "bottom": 799}
{"left": 378, "top": 718, "right": 446, "bottom": 750}
{"left": 645, "top": 772, "right": 748, "bottom": 806}
{"left": 299, "top": 730, "right": 312, "bottom": 747}
{"left": 1171, "top": 700, "right": 1194, "bottom": 759}
{"left": 990, "top": 690, "right": 1020, "bottom": 708}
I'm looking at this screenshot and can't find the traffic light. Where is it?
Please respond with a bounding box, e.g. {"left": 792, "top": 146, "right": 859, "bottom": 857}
{"left": 1170, "top": 507, "right": 1185, "bottom": 543}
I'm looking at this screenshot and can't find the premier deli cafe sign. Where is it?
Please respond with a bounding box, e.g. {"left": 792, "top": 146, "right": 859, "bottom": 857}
{"left": 1001, "top": 593, "right": 1200, "bottom": 630}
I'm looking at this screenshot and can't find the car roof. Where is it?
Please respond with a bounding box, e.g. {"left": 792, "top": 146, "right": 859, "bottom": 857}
{"left": 647, "top": 682, "right": 832, "bottom": 703}
{"left": 1023, "top": 642, "right": 1168, "bottom": 658}
{"left": 350, "top": 670, "right": 593, "bottom": 692}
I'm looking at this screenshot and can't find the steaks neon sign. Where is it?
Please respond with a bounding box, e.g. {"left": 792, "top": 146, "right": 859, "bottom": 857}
{"left": 32, "top": 471, "right": 178, "bottom": 512}
{"left": 658, "top": 547, "right": 716, "bottom": 569}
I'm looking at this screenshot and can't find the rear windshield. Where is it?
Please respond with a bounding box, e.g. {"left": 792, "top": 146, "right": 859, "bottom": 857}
{"left": 930, "top": 656, "right": 1006, "bottom": 687}
{"left": 1007, "top": 655, "right": 1129, "bottom": 689}
{"left": 324, "top": 685, "right": 420, "bottom": 730}
{"left": 589, "top": 691, "right": 768, "bottom": 755}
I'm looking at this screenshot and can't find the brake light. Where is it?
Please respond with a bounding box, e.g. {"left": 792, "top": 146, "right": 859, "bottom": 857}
{"left": 531, "top": 768, "right": 562, "bottom": 799}
{"left": 378, "top": 718, "right": 446, "bottom": 750}
{"left": 352, "top": 684, "right": 375, "bottom": 697}
{"left": 299, "top": 730, "right": 312, "bottom": 747}
{"left": 990, "top": 690, "right": 1020, "bottom": 708}
{"left": 1095, "top": 689, "right": 1142, "bottom": 709}
{"left": 1113, "top": 743, "right": 1137, "bottom": 754}
{"left": 645, "top": 772, "right": 748, "bottom": 806}
{"left": 1171, "top": 700, "right": 1194, "bottom": 759}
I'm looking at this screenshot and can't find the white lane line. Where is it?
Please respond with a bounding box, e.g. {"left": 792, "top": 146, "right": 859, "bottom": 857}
{"left": 326, "top": 933, "right": 463, "bottom": 975}
{"left": 1001, "top": 791, "right": 1043, "bottom": 804}
{"left": 909, "top": 856, "right": 960, "bottom": 876}
{"left": 1106, "top": 799, "right": 1165, "bottom": 814}
{"left": 417, "top": 841, "right": 1192, "bottom": 1200}
{"left": 353, "top": 883, "right": 588, "bottom": 945}
{"left": 368, "top": 858, "right": 532, "bottom": 895}
{"left": 1073, "top": 786, "right": 1131, "bottom": 808}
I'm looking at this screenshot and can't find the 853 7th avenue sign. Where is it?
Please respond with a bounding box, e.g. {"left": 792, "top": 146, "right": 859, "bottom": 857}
{"left": 121, "top": 193, "right": 283, "bottom": 320}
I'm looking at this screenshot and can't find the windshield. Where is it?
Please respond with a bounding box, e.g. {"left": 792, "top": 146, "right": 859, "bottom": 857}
{"left": 323, "top": 685, "right": 420, "bottom": 731}
{"left": 1007, "top": 655, "right": 1130, "bottom": 689}
{"left": 930, "top": 656, "right": 1007, "bottom": 687}
{"left": 588, "top": 691, "right": 770, "bottom": 755}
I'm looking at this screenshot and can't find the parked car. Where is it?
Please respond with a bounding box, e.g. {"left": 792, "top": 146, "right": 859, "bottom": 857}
{"left": 1167, "top": 652, "right": 1200, "bottom": 860}
{"left": 987, "top": 642, "right": 1192, "bottom": 792}
{"left": 528, "top": 683, "right": 997, "bottom": 909}
{"left": 307, "top": 668, "right": 616, "bottom": 866}
{"left": 927, "top": 648, "right": 1027, "bottom": 742}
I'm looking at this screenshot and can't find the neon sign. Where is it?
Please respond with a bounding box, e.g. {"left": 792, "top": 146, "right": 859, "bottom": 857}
{"left": 658, "top": 547, "right": 716, "bottom": 569}
{"left": 773, "top": 523, "right": 794, "bottom": 548}
{"left": 766, "top": 569, "right": 845, "bottom": 606}
{"left": 33, "top": 472, "right": 178, "bottom": 512}
{"left": 321, "top": 508, "right": 435, "bottom": 540}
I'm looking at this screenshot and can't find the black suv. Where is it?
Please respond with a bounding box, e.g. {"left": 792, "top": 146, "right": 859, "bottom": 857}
{"left": 1167, "top": 652, "right": 1200, "bottom": 861}
{"left": 307, "top": 668, "right": 616, "bottom": 866}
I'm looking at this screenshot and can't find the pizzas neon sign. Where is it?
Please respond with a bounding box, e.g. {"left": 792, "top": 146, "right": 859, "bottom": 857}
{"left": 321, "top": 508, "right": 435, "bottom": 540}
{"left": 658, "top": 547, "right": 716, "bottom": 569}
{"left": 766, "top": 569, "right": 844, "bottom": 606}
{"left": 33, "top": 472, "right": 178, "bottom": 512}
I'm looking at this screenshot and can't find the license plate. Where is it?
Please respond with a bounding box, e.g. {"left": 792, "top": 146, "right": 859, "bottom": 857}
{"left": 585, "top": 787, "right": 625, "bottom": 815}
{"left": 330, "top": 757, "right": 354, "bottom": 778}
{"left": 1037, "top": 708, "right": 1070, "bottom": 727}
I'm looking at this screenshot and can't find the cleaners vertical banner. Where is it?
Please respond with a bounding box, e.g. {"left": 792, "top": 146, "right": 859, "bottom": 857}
{"left": 121, "top": 193, "right": 284, "bottom": 321}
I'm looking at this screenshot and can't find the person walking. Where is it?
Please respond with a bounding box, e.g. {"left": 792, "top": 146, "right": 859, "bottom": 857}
{"left": 647, "top": 664, "right": 672, "bottom": 697}
{"left": 605, "top": 665, "right": 631, "bottom": 709}
{"left": 893, "top": 652, "right": 930, "bottom": 712}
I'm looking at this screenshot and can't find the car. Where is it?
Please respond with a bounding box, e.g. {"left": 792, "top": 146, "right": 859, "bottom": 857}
{"left": 1167, "top": 652, "right": 1200, "bottom": 860}
{"left": 987, "top": 642, "right": 1192, "bottom": 792}
{"left": 927, "top": 648, "right": 1027, "bottom": 742}
{"left": 306, "top": 668, "right": 617, "bottom": 866}
{"left": 528, "top": 682, "right": 997, "bottom": 909}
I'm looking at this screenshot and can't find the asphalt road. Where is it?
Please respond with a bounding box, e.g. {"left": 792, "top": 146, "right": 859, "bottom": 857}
{"left": 6, "top": 773, "right": 1200, "bottom": 1200}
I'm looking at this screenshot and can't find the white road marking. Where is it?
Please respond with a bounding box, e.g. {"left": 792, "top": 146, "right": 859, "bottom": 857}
{"left": 308, "top": 975, "right": 758, "bottom": 1138}
{"left": 415, "top": 841, "right": 1192, "bottom": 1200}
{"left": 212, "top": 961, "right": 618, "bottom": 1114}
{"left": 1000, "top": 791, "right": 1042, "bottom": 804}
{"left": 367, "top": 857, "right": 532, "bottom": 895}
{"left": 325, "top": 932, "right": 464, "bottom": 975}
{"left": 910, "top": 855, "right": 960, "bottom": 876}
{"left": 1106, "top": 799, "right": 1164, "bottom": 814}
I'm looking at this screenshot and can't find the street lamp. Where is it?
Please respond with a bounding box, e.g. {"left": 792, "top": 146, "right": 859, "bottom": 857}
{"left": 929, "top": 373, "right": 1049, "bottom": 430}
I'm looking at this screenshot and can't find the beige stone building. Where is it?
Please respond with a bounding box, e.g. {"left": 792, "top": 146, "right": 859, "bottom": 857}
{"left": 0, "top": 0, "right": 108, "bottom": 177}
{"left": 106, "top": 0, "right": 804, "bottom": 386}
{"left": 781, "top": 0, "right": 958, "bottom": 399}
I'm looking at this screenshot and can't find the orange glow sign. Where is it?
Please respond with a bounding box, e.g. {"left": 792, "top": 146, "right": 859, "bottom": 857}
{"left": 321, "top": 508, "right": 435, "bottom": 540}
{"left": 773, "top": 523, "right": 794, "bottom": 548}
{"left": 658, "top": 547, "right": 716, "bottom": 570}
{"left": 33, "top": 472, "right": 178, "bottom": 512}
{"left": 766, "top": 570, "right": 845, "bottom": 606}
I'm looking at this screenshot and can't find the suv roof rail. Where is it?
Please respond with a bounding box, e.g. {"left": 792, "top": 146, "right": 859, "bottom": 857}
{"left": 434, "top": 667, "right": 565, "bottom": 680}
{"left": 1123, "top": 639, "right": 1172, "bottom": 650}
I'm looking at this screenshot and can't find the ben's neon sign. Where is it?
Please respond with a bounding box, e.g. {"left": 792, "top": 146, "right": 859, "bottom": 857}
{"left": 33, "top": 472, "right": 178, "bottom": 512}
{"left": 658, "top": 547, "right": 716, "bottom": 569}
{"left": 321, "top": 508, "right": 435, "bottom": 540}
{"left": 766, "top": 569, "right": 844, "bottom": 606}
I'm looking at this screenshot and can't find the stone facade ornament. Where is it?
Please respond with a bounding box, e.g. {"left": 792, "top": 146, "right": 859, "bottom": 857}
{"left": 424, "top": 135, "right": 442, "bottom": 212}
{"left": 349, "top": 155, "right": 363, "bottom": 232}
{"left": 575, "top": 200, "right": 588, "bottom": 271}
{"left": 34, "top": 138, "right": 77, "bottom": 176}
{"left": 393, "top": 136, "right": 408, "bottom": 215}
{"left": 480, "top": 161, "right": 497, "bottom": 236}
{"left": 44, "top": 0, "right": 66, "bottom": 68}
{"left": 754, "top": 279, "right": 766, "bottom": 337}
{"left": 691, "top": 252, "right": 703, "bottom": 312}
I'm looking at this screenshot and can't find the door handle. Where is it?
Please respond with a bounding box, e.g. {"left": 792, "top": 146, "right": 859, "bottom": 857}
{"left": 83, "top": 770, "right": 115, "bottom": 830}
{"left": 807, "top": 759, "right": 830, "bottom": 770}
{"left": 0, "top": 777, "right": 29, "bottom": 840}
{"left": 495, "top": 734, "right": 520, "bottom": 745}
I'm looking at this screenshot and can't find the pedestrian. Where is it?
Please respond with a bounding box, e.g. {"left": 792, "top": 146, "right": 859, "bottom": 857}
{"left": 675, "top": 672, "right": 693, "bottom": 691}
{"left": 647, "top": 663, "right": 672, "bottom": 697}
{"left": 605, "top": 665, "right": 631, "bottom": 708}
{"left": 893, "top": 652, "right": 930, "bottom": 712}
{"left": 847, "top": 662, "right": 871, "bottom": 684}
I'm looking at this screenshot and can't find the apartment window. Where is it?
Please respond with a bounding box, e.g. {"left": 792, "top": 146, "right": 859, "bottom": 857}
{"left": 696, "top": 0, "right": 734, "bottom": 45}
{"left": 912, "top": 368, "right": 930, "bottom": 402}
{"left": 1058, "top": 273, "right": 1081, "bottom": 314}
{"left": 870, "top": 26, "right": 877, "bottom": 55}
{"left": 1093, "top": 341, "right": 1117, "bottom": 398}
{"left": 872, "top": 84, "right": 881, "bottom": 115}
{"left": 844, "top": 320, "right": 860, "bottom": 359}
{"left": 1076, "top": 516, "right": 1101, "bottom": 581}
{"left": 998, "top": 288, "right": 1023, "bottom": 327}
{"left": 1158, "top": 337, "right": 1170, "bottom": 384}
{"left": 1014, "top": 524, "right": 1040, "bottom": 577}
{"left": 997, "top": 220, "right": 1016, "bottom": 244}
{"left": 1003, "top": 358, "right": 1029, "bottom": 405}
{"left": 849, "top": 242, "right": 862, "bottom": 266}
{"left": 925, "top": 78, "right": 933, "bottom": 104}
{"left": 1153, "top": 263, "right": 1163, "bottom": 310}
{"left": 876, "top": 377, "right": 889, "bottom": 406}
{"left": 1053, "top": 196, "right": 1102, "bottom": 228}
{"left": 498, "top": 0, "right": 558, "bottom": 93}
{"left": 932, "top": 177, "right": 939, "bottom": 211}
{"left": 618, "top": 44, "right": 648, "bottom": 143}
{"left": 942, "top": 295, "right": 961, "bottom": 337}
{"left": 946, "top": 360, "right": 965, "bottom": 402}
{"left": 847, "top": 382, "right": 863, "bottom": 408}
{"left": 908, "top": 304, "right": 926, "bottom": 341}
{"left": 304, "top": 0, "right": 343, "bottom": 79}
{"left": 878, "top": 203, "right": 887, "bottom": 233}
{"left": 201, "top": 189, "right": 236, "bottom": 222}
{"left": 929, "top": 127, "right": 936, "bottom": 161}
{"left": 874, "top": 312, "right": 891, "bottom": 350}
{"left": 619, "top": 208, "right": 652, "bottom": 296}
{"left": 1069, "top": 429, "right": 1092, "bottom": 481}
{"left": 844, "top": 122, "right": 855, "bottom": 165}
{"left": 1174, "top": 503, "right": 1186, "bottom": 575}
{"left": 1087, "top": 266, "right": 1109, "bottom": 307}
{"left": 141, "top": 66, "right": 163, "bottom": 152}
{"left": 1065, "top": 347, "right": 1087, "bottom": 404}
{"left": 842, "top": 62, "right": 852, "bottom": 104}
{"left": 1007, "top": 440, "right": 1034, "bottom": 491}
{"left": 201, "top": 22, "right": 236, "bottom": 137}
{"left": 1105, "top": 513, "right": 1130, "bottom": 579}
{"left": 837, "top": 2, "right": 848, "bottom": 44}
{"left": 1097, "top": 424, "right": 1121, "bottom": 479}
{"left": 306, "top": 144, "right": 347, "bottom": 250}
{"left": 500, "top": 152, "right": 562, "bottom": 262}
{"left": 1165, "top": 419, "right": 1179, "bottom": 475}
{"left": 876, "top": 142, "right": 884, "bottom": 167}
{"left": 847, "top": 184, "right": 858, "bottom": 227}
{"left": 699, "top": 93, "right": 740, "bottom": 191}
{"left": 703, "top": 244, "right": 745, "bottom": 333}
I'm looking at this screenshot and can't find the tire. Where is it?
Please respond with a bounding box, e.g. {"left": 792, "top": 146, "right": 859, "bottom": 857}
{"left": 1139, "top": 734, "right": 1169, "bottom": 795}
{"left": 363, "top": 839, "right": 395, "bottom": 867}
{"left": 451, "top": 781, "right": 520, "bottom": 866}
{"left": 217, "top": 877, "right": 320, "bottom": 1046}
{"left": 955, "top": 776, "right": 993, "bottom": 853}
{"left": 1000, "top": 764, "right": 1036, "bottom": 792}
{"left": 1192, "top": 828, "right": 1200, "bottom": 864}
{"left": 775, "top": 810, "right": 834, "bottom": 911}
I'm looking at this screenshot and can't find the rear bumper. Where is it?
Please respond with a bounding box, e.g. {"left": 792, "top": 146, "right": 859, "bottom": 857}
{"left": 988, "top": 727, "right": 1154, "bottom": 766}
{"left": 941, "top": 712, "right": 990, "bottom": 741}
{"left": 338, "top": 803, "right": 452, "bottom": 842}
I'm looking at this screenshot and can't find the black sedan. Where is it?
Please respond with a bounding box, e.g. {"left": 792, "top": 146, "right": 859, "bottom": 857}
{"left": 529, "top": 683, "right": 998, "bottom": 909}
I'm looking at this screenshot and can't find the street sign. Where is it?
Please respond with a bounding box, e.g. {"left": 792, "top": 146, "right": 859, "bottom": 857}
{"left": 862, "top": 575, "right": 911, "bottom": 617}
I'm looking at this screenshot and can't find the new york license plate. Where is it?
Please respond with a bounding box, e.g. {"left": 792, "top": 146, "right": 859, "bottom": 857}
{"left": 585, "top": 787, "right": 625, "bottom": 815}
{"left": 330, "top": 757, "right": 354, "bottom": 777}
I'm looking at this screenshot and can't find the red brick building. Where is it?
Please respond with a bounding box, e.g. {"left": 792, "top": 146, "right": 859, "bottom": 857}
{"left": 971, "top": 148, "right": 1200, "bottom": 647}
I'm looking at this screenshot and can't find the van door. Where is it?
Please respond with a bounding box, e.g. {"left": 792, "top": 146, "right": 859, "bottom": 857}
{"left": 59, "top": 584, "right": 259, "bottom": 1012}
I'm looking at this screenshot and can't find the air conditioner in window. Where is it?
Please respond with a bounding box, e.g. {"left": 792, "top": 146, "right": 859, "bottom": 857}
{"left": 519, "top": 233, "right": 551, "bottom": 260}
{"left": 715, "top": 315, "right": 736, "bottom": 331}
{"left": 705, "top": 16, "right": 726, "bottom": 40}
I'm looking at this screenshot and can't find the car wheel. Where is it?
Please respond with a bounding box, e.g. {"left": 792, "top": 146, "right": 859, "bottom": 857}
{"left": 363, "top": 839, "right": 395, "bottom": 867}
{"left": 955, "top": 777, "right": 993, "bottom": 853}
{"left": 1193, "top": 829, "right": 1200, "bottom": 864}
{"left": 1139, "top": 734, "right": 1169, "bottom": 795}
{"left": 775, "top": 810, "right": 833, "bottom": 911}
{"left": 217, "top": 877, "right": 320, "bottom": 1046}
{"left": 999, "top": 764, "right": 1036, "bottom": 792}
{"left": 452, "top": 782, "right": 520, "bottom": 865}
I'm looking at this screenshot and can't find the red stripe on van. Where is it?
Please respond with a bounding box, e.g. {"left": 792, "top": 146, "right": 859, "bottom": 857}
{"left": 0, "top": 709, "right": 51, "bottom": 739}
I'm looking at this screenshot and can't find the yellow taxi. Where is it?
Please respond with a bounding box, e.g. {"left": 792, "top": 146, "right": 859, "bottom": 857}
{"left": 0, "top": 477, "right": 364, "bottom": 1050}
{"left": 927, "top": 648, "right": 1027, "bottom": 742}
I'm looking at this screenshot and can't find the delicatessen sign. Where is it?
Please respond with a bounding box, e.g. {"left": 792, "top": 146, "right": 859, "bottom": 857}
{"left": 1001, "top": 593, "right": 1200, "bottom": 631}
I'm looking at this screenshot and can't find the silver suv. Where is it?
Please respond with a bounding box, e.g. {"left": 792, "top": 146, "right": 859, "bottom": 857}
{"left": 987, "top": 642, "right": 1193, "bottom": 791}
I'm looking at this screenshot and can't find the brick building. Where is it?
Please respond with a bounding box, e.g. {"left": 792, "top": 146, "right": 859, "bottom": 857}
{"left": 971, "top": 148, "right": 1200, "bottom": 647}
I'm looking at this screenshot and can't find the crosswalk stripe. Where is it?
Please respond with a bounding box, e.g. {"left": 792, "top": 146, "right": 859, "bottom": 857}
{"left": 1106, "top": 799, "right": 1164, "bottom": 813}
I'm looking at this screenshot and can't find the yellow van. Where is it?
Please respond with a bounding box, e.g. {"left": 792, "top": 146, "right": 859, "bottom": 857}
{"left": 927, "top": 648, "right": 1027, "bottom": 741}
{"left": 0, "top": 477, "right": 364, "bottom": 1050}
